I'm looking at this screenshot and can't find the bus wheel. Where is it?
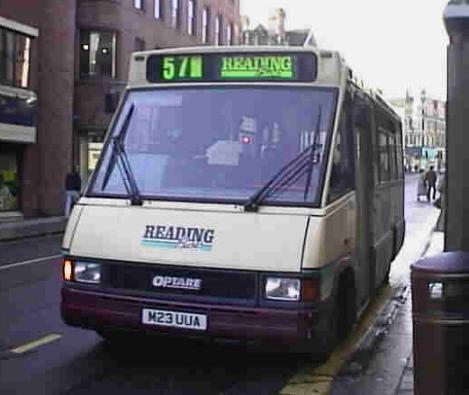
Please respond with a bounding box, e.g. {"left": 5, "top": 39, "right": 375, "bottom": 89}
{"left": 336, "top": 272, "right": 356, "bottom": 342}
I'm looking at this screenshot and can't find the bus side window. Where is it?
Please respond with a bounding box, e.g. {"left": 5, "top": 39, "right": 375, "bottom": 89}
{"left": 388, "top": 134, "right": 398, "bottom": 181}
{"left": 395, "top": 122, "right": 404, "bottom": 179}
{"left": 328, "top": 100, "right": 355, "bottom": 203}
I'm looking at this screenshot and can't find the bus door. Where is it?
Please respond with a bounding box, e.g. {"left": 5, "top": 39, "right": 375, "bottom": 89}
{"left": 353, "top": 95, "right": 376, "bottom": 306}
{"left": 371, "top": 108, "right": 396, "bottom": 287}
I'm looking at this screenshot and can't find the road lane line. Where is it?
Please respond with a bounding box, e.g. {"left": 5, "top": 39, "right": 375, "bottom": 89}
{"left": 10, "top": 334, "right": 62, "bottom": 354}
{"left": 0, "top": 254, "right": 62, "bottom": 271}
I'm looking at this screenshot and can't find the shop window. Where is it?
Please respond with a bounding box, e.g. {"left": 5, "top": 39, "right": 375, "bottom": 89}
{"left": 0, "top": 28, "right": 31, "bottom": 88}
{"left": 80, "top": 30, "right": 116, "bottom": 78}
{"left": 79, "top": 132, "right": 105, "bottom": 182}
{"left": 0, "top": 145, "right": 19, "bottom": 212}
{"left": 202, "top": 7, "right": 210, "bottom": 43}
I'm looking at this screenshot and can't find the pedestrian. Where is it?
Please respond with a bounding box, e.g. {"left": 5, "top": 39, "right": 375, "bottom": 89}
{"left": 435, "top": 173, "right": 446, "bottom": 231}
{"left": 0, "top": 173, "right": 12, "bottom": 210}
{"left": 417, "top": 169, "right": 427, "bottom": 201}
{"left": 64, "top": 166, "right": 81, "bottom": 217}
{"left": 424, "top": 165, "right": 438, "bottom": 202}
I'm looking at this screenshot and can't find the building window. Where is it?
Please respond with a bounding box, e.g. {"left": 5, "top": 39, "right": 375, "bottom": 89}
{"left": 227, "top": 22, "right": 233, "bottom": 45}
{"left": 171, "top": 0, "right": 181, "bottom": 28}
{"left": 80, "top": 30, "right": 116, "bottom": 78}
{"left": 0, "top": 28, "right": 32, "bottom": 88}
{"left": 188, "top": 0, "right": 196, "bottom": 35}
{"left": 202, "top": 7, "right": 210, "bottom": 43}
{"left": 134, "top": 0, "right": 143, "bottom": 10}
{"left": 154, "top": 0, "right": 163, "bottom": 19}
{"left": 215, "top": 15, "right": 222, "bottom": 45}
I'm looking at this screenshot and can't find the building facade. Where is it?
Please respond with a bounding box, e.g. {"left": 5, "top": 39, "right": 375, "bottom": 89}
{"left": 241, "top": 8, "right": 317, "bottom": 47}
{"left": 390, "top": 90, "right": 446, "bottom": 172}
{"left": 0, "top": 0, "right": 240, "bottom": 219}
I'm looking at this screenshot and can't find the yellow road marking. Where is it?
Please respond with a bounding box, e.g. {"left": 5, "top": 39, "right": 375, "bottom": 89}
{"left": 10, "top": 333, "right": 62, "bottom": 354}
{"left": 280, "top": 285, "right": 393, "bottom": 395}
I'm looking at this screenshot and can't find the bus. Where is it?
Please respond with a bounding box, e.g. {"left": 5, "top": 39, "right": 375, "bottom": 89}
{"left": 61, "top": 46, "right": 405, "bottom": 355}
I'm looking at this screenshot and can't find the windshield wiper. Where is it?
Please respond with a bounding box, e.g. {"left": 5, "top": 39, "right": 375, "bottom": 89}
{"left": 244, "top": 108, "right": 323, "bottom": 212}
{"left": 101, "top": 105, "right": 143, "bottom": 206}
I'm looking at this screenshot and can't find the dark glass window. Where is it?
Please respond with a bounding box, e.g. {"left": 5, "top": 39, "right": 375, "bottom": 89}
{"left": 396, "top": 123, "right": 404, "bottom": 179}
{"left": 378, "top": 132, "right": 390, "bottom": 182}
{"left": 388, "top": 134, "right": 397, "bottom": 180}
{"left": 375, "top": 109, "right": 399, "bottom": 184}
{"left": 0, "top": 28, "right": 31, "bottom": 88}
{"left": 328, "top": 97, "right": 355, "bottom": 202}
{"left": 91, "top": 87, "right": 337, "bottom": 206}
{"left": 80, "top": 30, "right": 116, "bottom": 78}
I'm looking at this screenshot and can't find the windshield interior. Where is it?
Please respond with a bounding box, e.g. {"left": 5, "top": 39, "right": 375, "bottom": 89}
{"left": 90, "top": 87, "right": 337, "bottom": 206}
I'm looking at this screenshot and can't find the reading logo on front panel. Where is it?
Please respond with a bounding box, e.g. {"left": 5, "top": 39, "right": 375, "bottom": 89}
{"left": 141, "top": 225, "right": 215, "bottom": 252}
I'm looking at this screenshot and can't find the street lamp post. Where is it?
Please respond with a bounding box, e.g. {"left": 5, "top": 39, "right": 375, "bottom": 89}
{"left": 444, "top": 0, "right": 469, "bottom": 250}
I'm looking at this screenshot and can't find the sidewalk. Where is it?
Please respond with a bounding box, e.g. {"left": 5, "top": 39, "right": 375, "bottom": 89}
{"left": 394, "top": 230, "right": 445, "bottom": 394}
{"left": 0, "top": 216, "right": 67, "bottom": 242}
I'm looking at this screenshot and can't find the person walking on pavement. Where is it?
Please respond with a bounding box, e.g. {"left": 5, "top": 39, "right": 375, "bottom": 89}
{"left": 417, "top": 169, "right": 427, "bottom": 201}
{"left": 64, "top": 166, "right": 82, "bottom": 217}
{"left": 0, "top": 173, "right": 12, "bottom": 210}
{"left": 424, "top": 165, "right": 438, "bottom": 202}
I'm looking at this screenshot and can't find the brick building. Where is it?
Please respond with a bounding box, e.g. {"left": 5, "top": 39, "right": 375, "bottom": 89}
{"left": 0, "top": 0, "right": 240, "bottom": 220}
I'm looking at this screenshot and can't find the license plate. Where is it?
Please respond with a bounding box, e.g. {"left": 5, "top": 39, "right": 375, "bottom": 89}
{"left": 142, "top": 309, "right": 207, "bottom": 331}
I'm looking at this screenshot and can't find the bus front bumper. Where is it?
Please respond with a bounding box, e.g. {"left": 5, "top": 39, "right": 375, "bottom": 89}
{"left": 61, "top": 286, "right": 330, "bottom": 345}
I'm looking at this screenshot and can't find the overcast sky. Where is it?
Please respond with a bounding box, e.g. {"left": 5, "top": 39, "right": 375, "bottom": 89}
{"left": 241, "top": 0, "right": 449, "bottom": 100}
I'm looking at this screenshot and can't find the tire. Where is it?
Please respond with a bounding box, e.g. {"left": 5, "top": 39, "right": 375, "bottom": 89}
{"left": 336, "top": 273, "right": 356, "bottom": 342}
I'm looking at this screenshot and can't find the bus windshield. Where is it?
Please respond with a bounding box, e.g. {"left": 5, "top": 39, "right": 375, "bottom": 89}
{"left": 90, "top": 87, "right": 337, "bottom": 206}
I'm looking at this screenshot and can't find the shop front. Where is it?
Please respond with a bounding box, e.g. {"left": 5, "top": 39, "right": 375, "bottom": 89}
{"left": 0, "top": 85, "right": 37, "bottom": 216}
{"left": 77, "top": 130, "right": 105, "bottom": 184}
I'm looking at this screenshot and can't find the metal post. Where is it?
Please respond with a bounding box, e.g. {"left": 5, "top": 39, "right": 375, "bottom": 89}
{"left": 444, "top": 2, "right": 469, "bottom": 251}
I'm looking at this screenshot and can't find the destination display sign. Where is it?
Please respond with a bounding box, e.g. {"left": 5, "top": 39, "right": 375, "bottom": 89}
{"left": 146, "top": 52, "right": 317, "bottom": 83}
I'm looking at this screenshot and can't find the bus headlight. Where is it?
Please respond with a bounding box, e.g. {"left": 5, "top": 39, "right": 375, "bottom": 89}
{"left": 74, "top": 262, "right": 101, "bottom": 284}
{"left": 265, "top": 278, "right": 300, "bottom": 301}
